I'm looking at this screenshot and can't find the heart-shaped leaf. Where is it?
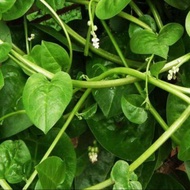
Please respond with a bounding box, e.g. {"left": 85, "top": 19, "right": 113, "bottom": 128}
{"left": 23, "top": 71, "right": 72, "bottom": 134}
{"left": 36, "top": 156, "right": 66, "bottom": 189}
{"left": 25, "top": 41, "right": 70, "bottom": 73}
{"left": 95, "top": 0, "right": 131, "bottom": 20}
{"left": 121, "top": 94, "right": 148, "bottom": 124}
{"left": 158, "top": 23, "right": 184, "bottom": 46}
{"left": 130, "top": 30, "right": 168, "bottom": 58}
{"left": 130, "top": 23, "right": 184, "bottom": 58}
{"left": 111, "top": 160, "right": 142, "bottom": 190}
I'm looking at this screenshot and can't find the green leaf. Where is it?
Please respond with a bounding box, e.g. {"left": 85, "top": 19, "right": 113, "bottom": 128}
{"left": 166, "top": 93, "right": 190, "bottom": 140}
{"left": 79, "top": 103, "right": 98, "bottom": 120}
{"left": 0, "top": 140, "right": 31, "bottom": 184}
{"left": 130, "top": 30, "right": 168, "bottom": 59}
{"left": 111, "top": 160, "right": 142, "bottom": 190}
{"left": 75, "top": 147, "right": 115, "bottom": 189}
{"left": 87, "top": 112, "right": 155, "bottom": 161}
{"left": 158, "top": 23, "right": 184, "bottom": 46}
{"left": 36, "top": 156, "right": 66, "bottom": 189}
{"left": 23, "top": 71, "right": 73, "bottom": 134}
{"left": 186, "top": 11, "right": 190, "bottom": 37}
{"left": 2, "top": 0, "right": 35, "bottom": 21}
{"left": 121, "top": 94, "right": 148, "bottom": 124}
{"left": 0, "top": 21, "right": 12, "bottom": 43}
{"left": 0, "top": 42, "right": 12, "bottom": 62}
{"left": 178, "top": 130, "right": 190, "bottom": 161}
{"left": 130, "top": 23, "right": 184, "bottom": 59}
{"left": 95, "top": 0, "right": 131, "bottom": 20}
{"left": 150, "top": 61, "right": 166, "bottom": 78}
{"left": 0, "top": 0, "right": 16, "bottom": 13}
{"left": 0, "top": 64, "right": 32, "bottom": 138}
{"left": 164, "top": 0, "right": 190, "bottom": 10}
{"left": 93, "top": 86, "right": 126, "bottom": 118}
{"left": 25, "top": 41, "right": 70, "bottom": 73}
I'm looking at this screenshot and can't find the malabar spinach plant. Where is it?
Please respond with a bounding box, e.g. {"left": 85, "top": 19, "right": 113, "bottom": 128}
{"left": 1, "top": 0, "right": 190, "bottom": 189}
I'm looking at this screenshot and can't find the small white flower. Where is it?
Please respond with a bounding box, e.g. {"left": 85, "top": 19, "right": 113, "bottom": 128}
{"left": 87, "top": 20, "right": 91, "bottom": 26}
{"left": 28, "top": 33, "right": 35, "bottom": 41}
{"left": 92, "top": 35, "right": 99, "bottom": 49}
{"left": 89, "top": 152, "right": 98, "bottom": 163}
{"left": 167, "top": 66, "right": 179, "bottom": 80}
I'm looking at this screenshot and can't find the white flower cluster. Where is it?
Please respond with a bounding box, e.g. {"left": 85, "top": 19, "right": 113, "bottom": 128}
{"left": 167, "top": 66, "right": 179, "bottom": 80}
{"left": 87, "top": 21, "right": 99, "bottom": 49}
{"left": 28, "top": 33, "right": 35, "bottom": 41}
{"left": 88, "top": 141, "right": 99, "bottom": 163}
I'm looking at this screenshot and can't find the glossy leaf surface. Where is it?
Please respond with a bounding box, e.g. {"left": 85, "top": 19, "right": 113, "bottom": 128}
{"left": 2, "top": 0, "right": 35, "bottom": 20}
{"left": 0, "top": 140, "right": 31, "bottom": 184}
{"left": 111, "top": 160, "right": 142, "bottom": 190}
{"left": 186, "top": 11, "right": 190, "bottom": 37}
{"left": 23, "top": 71, "right": 72, "bottom": 134}
{"left": 36, "top": 156, "right": 66, "bottom": 189}
{"left": 95, "top": 0, "right": 131, "bottom": 19}
{"left": 0, "top": 70, "right": 4, "bottom": 90}
{"left": 164, "top": 0, "right": 190, "bottom": 10}
{"left": 0, "top": 42, "right": 12, "bottom": 62}
{"left": 0, "top": 0, "right": 15, "bottom": 13}
{"left": 26, "top": 41, "right": 70, "bottom": 73}
{"left": 0, "top": 64, "right": 32, "bottom": 138}
{"left": 0, "top": 21, "right": 12, "bottom": 43}
{"left": 121, "top": 94, "right": 148, "bottom": 124}
{"left": 87, "top": 112, "right": 155, "bottom": 161}
{"left": 130, "top": 23, "right": 184, "bottom": 58}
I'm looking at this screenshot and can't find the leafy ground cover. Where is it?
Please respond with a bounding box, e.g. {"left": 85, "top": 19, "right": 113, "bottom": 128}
{"left": 1, "top": 0, "right": 190, "bottom": 189}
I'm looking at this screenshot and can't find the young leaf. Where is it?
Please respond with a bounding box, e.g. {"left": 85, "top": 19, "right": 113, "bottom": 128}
{"left": 178, "top": 130, "right": 190, "bottom": 161}
{"left": 121, "top": 94, "right": 148, "bottom": 124}
{"left": 2, "top": 0, "right": 35, "bottom": 21}
{"left": 25, "top": 41, "right": 70, "bottom": 73}
{"left": 130, "top": 30, "right": 169, "bottom": 59}
{"left": 23, "top": 71, "right": 73, "bottom": 134}
{"left": 0, "top": 140, "right": 31, "bottom": 184}
{"left": 111, "top": 160, "right": 142, "bottom": 190}
{"left": 36, "top": 156, "right": 66, "bottom": 189}
{"left": 95, "top": 0, "right": 131, "bottom": 20}
{"left": 0, "top": 0, "right": 16, "bottom": 13}
{"left": 158, "top": 23, "right": 184, "bottom": 46}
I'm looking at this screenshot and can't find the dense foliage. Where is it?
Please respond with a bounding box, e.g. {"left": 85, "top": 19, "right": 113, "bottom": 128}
{"left": 1, "top": 0, "right": 190, "bottom": 189}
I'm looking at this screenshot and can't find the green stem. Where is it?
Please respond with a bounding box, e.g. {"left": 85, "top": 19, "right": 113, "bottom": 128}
{"left": 0, "top": 110, "right": 26, "bottom": 122}
{"left": 101, "top": 20, "right": 128, "bottom": 67}
{"left": 24, "top": 16, "right": 30, "bottom": 54}
{"left": 83, "top": 178, "right": 114, "bottom": 190}
{"left": 0, "top": 179, "right": 12, "bottom": 190}
{"left": 129, "top": 0, "right": 144, "bottom": 17}
{"left": 10, "top": 49, "right": 54, "bottom": 79}
{"left": 84, "top": 104, "right": 190, "bottom": 189}
{"left": 118, "top": 11, "right": 152, "bottom": 31}
{"left": 146, "top": 0, "right": 163, "bottom": 30}
{"left": 22, "top": 89, "right": 92, "bottom": 190}
{"left": 149, "top": 104, "right": 180, "bottom": 144}
{"left": 129, "top": 104, "right": 190, "bottom": 171}
{"left": 73, "top": 67, "right": 190, "bottom": 103}
{"left": 39, "top": 0, "right": 73, "bottom": 72}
